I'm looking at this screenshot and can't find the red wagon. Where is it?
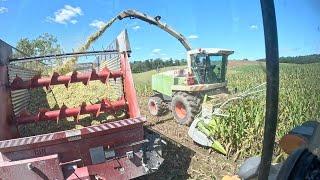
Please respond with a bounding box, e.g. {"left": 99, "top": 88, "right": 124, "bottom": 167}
{"left": 0, "top": 31, "right": 163, "bottom": 180}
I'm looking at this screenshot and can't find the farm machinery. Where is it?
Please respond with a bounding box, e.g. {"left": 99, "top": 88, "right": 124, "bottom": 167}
{"left": 148, "top": 48, "right": 234, "bottom": 125}
{"left": 89, "top": 9, "right": 237, "bottom": 151}
{"left": 66, "top": 9, "right": 235, "bottom": 126}
{"left": 0, "top": 31, "right": 164, "bottom": 179}
{"left": 116, "top": 10, "right": 237, "bottom": 125}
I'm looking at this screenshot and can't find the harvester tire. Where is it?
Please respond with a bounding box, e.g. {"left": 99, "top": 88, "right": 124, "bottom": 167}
{"left": 171, "top": 92, "right": 201, "bottom": 126}
{"left": 148, "top": 95, "right": 166, "bottom": 116}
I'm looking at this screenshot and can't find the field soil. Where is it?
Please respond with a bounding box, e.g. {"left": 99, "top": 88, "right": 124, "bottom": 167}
{"left": 137, "top": 97, "right": 238, "bottom": 180}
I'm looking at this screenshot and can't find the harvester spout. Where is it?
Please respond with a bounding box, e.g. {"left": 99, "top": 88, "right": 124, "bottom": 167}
{"left": 79, "top": 9, "right": 192, "bottom": 53}
{"left": 117, "top": 9, "right": 192, "bottom": 51}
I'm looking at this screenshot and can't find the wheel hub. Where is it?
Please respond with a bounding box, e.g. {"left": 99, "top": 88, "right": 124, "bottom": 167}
{"left": 149, "top": 101, "right": 157, "bottom": 114}
{"left": 175, "top": 101, "right": 187, "bottom": 119}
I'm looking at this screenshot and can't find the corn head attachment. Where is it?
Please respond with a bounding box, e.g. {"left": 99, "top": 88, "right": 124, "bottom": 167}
{"left": 188, "top": 83, "right": 266, "bottom": 154}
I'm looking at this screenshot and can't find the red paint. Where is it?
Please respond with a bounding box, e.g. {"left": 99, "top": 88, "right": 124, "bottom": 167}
{"left": 0, "top": 117, "right": 145, "bottom": 179}
{"left": 120, "top": 53, "right": 140, "bottom": 118}
{"left": 0, "top": 66, "right": 19, "bottom": 140}
{"left": 0, "top": 154, "right": 64, "bottom": 180}
{"left": 16, "top": 98, "right": 127, "bottom": 124}
{"left": 175, "top": 101, "right": 187, "bottom": 119}
{"left": 148, "top": 101, "right": 157, "bottom": 115}
{"left": 10, "top": 68, "right": 122, "bottom": 90}
{"left": 0, "top": 51, "right": 152, "bottom": 179}
{"left": 66, "top": 154, "right": 146, "bottom": 180}
{"left": 187, "top": 72, "right": 195, "bottom": 85}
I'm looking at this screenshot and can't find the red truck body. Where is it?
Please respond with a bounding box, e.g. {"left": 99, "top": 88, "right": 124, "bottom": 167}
{"left": 0, "top": 31, "right": 163, "bottom": 179}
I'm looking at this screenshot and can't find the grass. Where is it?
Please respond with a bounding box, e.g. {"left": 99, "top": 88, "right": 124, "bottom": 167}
{"left": 207, "top": 63, "right": 320, "bottom": 161}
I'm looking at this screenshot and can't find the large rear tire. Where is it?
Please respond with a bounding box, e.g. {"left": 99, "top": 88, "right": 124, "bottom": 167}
{"left": 171, "top": 92, "right": 201, "bottom": 126}
{"left": 148, "top": 95, "right": 166, "bottom": 116}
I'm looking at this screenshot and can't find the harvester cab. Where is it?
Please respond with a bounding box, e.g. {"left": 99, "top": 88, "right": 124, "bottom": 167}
{"left": 187, "top": 48, "right": 234, "bottom": 85}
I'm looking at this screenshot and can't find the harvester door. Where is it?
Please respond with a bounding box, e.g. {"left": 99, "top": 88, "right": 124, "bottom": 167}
{"left": 191, "top": 54, "right": 206, "bottom": 84}
{"left": 191, "top": 54, "right": 224, "bottom": 84}
{"left": 207, "top": 55, "right": 223, "bottom": 83}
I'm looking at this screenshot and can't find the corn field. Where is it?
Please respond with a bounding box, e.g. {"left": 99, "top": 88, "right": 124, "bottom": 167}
{"left": 133, "top": 62, "right": 320, "bottom": 161}
{"left": 207, "top": 63, "right": 320, "bottom": 161}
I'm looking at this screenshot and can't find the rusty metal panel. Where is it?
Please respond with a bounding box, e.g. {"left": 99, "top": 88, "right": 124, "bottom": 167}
{"left": 100, "top": 55, "right": 121, "bottom": 71}
{"left": 0, "top": 39, "right": 19, "bottom": 140}
{"left": 0, "top": 154, "right": 64, "bottom": 180}
{"left": 120, "top": 53, "right": 140, "bottom": 118}
{"left": 0, "top": 117, "right": 146, "bottom": 153}
{"left": 116, "top": 29, "right": 131, "bottom": 52}
{"left": 100, "top": 53, "right": 123, "bottom": 100}
{"left": 0, "top": 39, "right": 12, "bottom": 65}
{"left": 8, "top": 65, "right": 38, "bottom": 116}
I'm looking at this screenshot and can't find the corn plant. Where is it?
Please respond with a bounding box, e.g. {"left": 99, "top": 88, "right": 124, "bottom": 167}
{"left": 207, "top": 63, "right": 320, "bottom": 161}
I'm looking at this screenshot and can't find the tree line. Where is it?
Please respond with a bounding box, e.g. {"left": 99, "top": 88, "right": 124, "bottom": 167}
{"left": 256, "top": 54, "right": 320, "bottom": 64}
{"left": 130, "top": 58, "right": 187, "bottom": 73}
{"left": 13, "top": 33, "right": 319, "bottom": 74}
{"left": 12, "top": 33, "right": 187, "bottom": 74}
{"left": 13, "top": 33, "right": 63, "bottom": 74}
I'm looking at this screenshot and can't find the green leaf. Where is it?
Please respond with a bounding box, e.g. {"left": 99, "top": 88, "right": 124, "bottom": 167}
{"left": 211, "top": 140, "right": 227, "bottom": 155}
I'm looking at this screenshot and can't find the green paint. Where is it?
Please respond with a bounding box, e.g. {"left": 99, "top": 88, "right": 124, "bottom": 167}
{"left": 151, "top": 72, "right": 188, "bottom": 96}
{"left": 151, "top": 73, "right": 175, "bottom": 96}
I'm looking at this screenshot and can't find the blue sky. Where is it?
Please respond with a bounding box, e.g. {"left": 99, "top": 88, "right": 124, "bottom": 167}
{"left": 0, "top": 0, "right": 319, "bottom": 61}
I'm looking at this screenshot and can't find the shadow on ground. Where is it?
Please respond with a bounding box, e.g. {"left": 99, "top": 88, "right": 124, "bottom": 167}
{"left": 136, "top": 130, "right": 196, "bottom": 180}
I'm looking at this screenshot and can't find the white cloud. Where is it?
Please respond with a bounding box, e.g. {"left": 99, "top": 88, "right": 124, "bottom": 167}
{"left": 132, "top": 25, "right": 140, "bottom": 30}
{"left": 47, "top": 5, "right": 82, "bottom": 24}
{"left": 0, "top": 7, "right": 8, "bottom": 14}
{"left": 89, "top": 20, "right": 106, "bottom": 29}
{"left": 187, "top": 34, "right": 199, "bottom": 39}
{"left": 250, "top": 25, "right": 258, "bottom": 30}
{"left": 152, "top": 48, "right": 161, "bottom": 53}
{"left": 70, "top": 20, "right": 78, "bottom": 24}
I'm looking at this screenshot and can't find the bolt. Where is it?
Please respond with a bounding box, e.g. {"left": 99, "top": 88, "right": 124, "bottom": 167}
{"left": 119, "top": 167, "right": 125, "bottom": 174}
{"left": 27, "top": 163, "right": 34, "bottom": 170}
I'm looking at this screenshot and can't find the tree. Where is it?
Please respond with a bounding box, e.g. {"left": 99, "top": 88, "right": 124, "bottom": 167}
{"left": 174, "top": 59, "right": 180, "bottom": 66}
{"left": 130, "top": 58, "right": 188, "bottom": 73}
{"left": 14, "top": 33, "right": 63, "bottom": 73}
{"left": 16, "top": 33, "right": 62, "bottom": 57}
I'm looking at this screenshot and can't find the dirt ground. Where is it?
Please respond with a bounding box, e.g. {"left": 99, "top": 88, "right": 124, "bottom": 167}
{"left": 136, "top": 97, "right": 238, "bottom": 180}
